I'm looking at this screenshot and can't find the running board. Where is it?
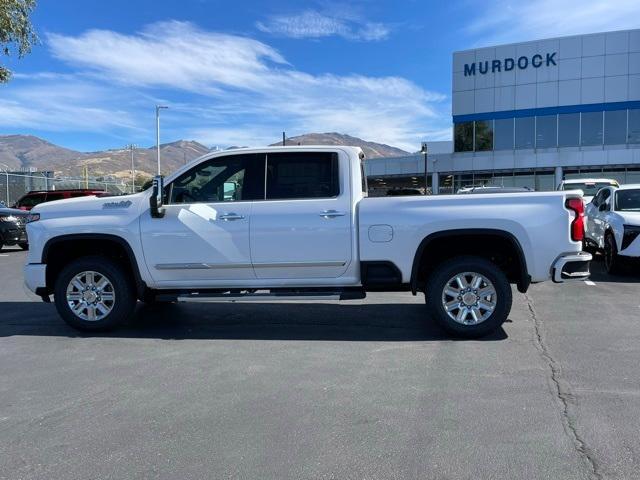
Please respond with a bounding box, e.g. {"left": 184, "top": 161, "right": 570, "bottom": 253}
{"left": 155, "top": 288, "right": 366, "bottom": 303}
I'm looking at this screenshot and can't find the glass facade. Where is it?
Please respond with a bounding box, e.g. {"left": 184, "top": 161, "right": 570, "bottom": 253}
{"left": 454, "top": 108, "right": 640, "bottom": 152}
{"left": 494, "top": 118, "right": 514, "bottom": 150}
{"left": 515, "top": 117, "right": 535, "bottom": 149}
{"left": 581, "top": 111, "right": 603, "bottom": 146}
{"left": 536, "top": 115, "right": 557, "bottom": 148}
{"left": 474, "top": 120, "right": 493, "bottom": 151}
{"left": 604, "top": 110, "right": 627, "bottom": 145}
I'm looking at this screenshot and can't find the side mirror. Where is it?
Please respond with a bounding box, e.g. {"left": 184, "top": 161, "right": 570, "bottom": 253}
{"left": 599, "top": 202, "right": 607, "bottom": 212}
{"left": 150, "top": 175, "right": 165, "bottom": 218}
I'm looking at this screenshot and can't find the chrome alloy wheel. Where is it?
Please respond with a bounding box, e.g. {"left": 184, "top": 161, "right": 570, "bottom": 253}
{"left": 66, "top": 271, "right": 116, "bottom": 321}
{"left": 441, "top": 272, "right": 497, "bottom": 325}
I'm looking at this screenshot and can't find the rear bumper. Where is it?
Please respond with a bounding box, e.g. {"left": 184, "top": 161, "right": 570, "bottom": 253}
{"left": 24, "top": 263, "right": 47, "bottom": 293}
{"left": 552, "top": 252, "right": 592, "bottom": 283}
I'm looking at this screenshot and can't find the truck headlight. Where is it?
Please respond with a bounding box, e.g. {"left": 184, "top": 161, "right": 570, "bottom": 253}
{"left": 0, "top": 215, "right": 18, "bottom": 223}
{"left": 25, "top": 213, "right": 40, "bottom": 224}
{"left": 622, "top": 225, "right": 640, "bottom": 250}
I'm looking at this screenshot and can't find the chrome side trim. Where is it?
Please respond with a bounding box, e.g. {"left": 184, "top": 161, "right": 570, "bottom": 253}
{"left": 155, "top": 261, "right": 346, "bottom": 270}
{"left": 253, "top": 261, "right": 346, "bottom": 268}
{"left": 155, "top": 263, "right": 252, "bottom": 270}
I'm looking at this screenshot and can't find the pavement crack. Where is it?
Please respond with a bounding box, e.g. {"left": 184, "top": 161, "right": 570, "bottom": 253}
{"left": 525, "top": 293, "right": 603, "bottom": 480}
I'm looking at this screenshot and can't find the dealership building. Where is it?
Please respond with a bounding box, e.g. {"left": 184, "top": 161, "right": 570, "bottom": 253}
{"left": 366, "top": 28, "right": 640, "bottom": 194}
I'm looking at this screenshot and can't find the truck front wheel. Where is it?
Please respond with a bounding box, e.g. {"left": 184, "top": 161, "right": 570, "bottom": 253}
{"left": 425, "top": 256, "right": 512, "bottom": 338}
{"left": 53, "top": 256, "right": 136, "bottom": 331}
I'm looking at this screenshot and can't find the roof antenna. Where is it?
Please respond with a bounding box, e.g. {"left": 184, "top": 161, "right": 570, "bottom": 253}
{"left": 282, "top": 131, "right": 286, "bottom": 146}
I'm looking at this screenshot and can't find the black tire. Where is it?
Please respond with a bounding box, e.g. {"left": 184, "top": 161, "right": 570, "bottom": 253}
{"left": 425, "top": 255, "right": 512, "bottom": 338}
{"left": 53, "top": 256, "right": 136, "bottom": 331}
{"left": 604, "top": 232, "right": 623, "bottom": 275}
{"left": 18, "top": 242, "right": 29, "bottom": 250}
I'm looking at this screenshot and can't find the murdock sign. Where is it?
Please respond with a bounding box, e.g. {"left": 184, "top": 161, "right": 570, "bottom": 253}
{"left": 464, "top": 52, "right": 557, "bottom": 76}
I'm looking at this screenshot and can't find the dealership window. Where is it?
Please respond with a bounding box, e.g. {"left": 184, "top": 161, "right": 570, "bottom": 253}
{"left": 536, "top": 115, "right": 557, "bottom": 148}
{"left": 558, "top": 113, "right": 580, "bottom": 147}
{"left": 515, "top": 116, "right": 535, "bottom": 149}
{"left": 494, "top": 118, "right": 514, "bottom": 150}
{"left": 474, "top": 120, "right": 493, "bottom": 151}
{"left": 454, "top": 122, "right": 474, "bottom": 152}
{"left": 581, "top": 111, "right": 604, "bottom": 146}
{"left": 629, "top": 109, "right": 640, "bottom": 144}
{"left": 604, "top": 110, "right": 627, "bottom": 145}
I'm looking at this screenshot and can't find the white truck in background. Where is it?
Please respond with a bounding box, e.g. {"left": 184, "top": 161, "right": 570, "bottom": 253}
{"left": 24, "top": 146, "right": 591, "bottom": 337}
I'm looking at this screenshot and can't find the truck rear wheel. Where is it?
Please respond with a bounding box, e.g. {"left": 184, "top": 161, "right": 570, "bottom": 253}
{"left": 53, "top": 256, "right": 136, "bottom": 331}
{"left": 425, "top": 256, "right": 512, "bottom": 338}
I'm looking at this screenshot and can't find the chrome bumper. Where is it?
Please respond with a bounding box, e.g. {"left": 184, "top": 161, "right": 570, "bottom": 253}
{"left": 552, "top": 252, "right": 592, "bottom": 283}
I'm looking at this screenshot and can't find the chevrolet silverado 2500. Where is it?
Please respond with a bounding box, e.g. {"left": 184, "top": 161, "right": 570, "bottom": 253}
{"left": 24, "top": 146, "right": 591, "bottom": 337}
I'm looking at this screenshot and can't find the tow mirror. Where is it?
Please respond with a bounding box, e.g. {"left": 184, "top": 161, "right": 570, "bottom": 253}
{"left": 150, "top": 175, "right": 165, "bottom": 218}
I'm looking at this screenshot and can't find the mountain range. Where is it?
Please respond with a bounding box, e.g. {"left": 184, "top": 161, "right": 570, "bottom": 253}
{"left": 0, "top": 133, "right": 410, "bottom": 179}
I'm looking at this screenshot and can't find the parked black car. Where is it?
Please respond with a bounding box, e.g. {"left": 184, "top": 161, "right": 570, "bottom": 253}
{"left": 0, "top": 207, "right": 29, "bottom": 251}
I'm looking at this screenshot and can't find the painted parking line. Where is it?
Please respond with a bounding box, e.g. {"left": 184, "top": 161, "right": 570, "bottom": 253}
{"left": 584, "top": 280, "right": 596, "bottom": 286}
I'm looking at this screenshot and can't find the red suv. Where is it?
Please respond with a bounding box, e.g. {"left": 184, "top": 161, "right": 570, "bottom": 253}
{"left": 13, "top": 189, "right": 107, "bottom": 211}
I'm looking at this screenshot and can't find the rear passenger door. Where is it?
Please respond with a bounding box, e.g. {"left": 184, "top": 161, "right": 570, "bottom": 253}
{"left": 250, "top": 151, "right": 353, "bottom": 280}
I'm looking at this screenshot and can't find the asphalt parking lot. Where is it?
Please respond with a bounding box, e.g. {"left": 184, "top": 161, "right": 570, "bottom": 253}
{"left": 1, "top": 248, "right": 639, "bottom": 480}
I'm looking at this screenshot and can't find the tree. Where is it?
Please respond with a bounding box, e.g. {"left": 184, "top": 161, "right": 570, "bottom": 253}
{"left": 0, "top": 0, "right": 38, "bottom": 83}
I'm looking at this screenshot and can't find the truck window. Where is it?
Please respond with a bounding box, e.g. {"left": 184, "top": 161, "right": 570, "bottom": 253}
{"left": 265, "top": 152, "right": 339, "bottom": 200}
{"left": 16, "top": 193, "right": 46, "bottom": 208}
{"left": 168, "top": 153, "right": 264, "bottom": 204}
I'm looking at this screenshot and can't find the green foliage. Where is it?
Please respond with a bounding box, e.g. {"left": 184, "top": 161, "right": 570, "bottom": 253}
{"left": 0, "top": 0, "right": 38, "bottom": 82}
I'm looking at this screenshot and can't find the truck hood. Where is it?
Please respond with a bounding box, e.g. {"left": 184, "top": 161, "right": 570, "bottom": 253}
{"left": 616, "top": 211, "right": 640, "bottom": 226}
{"left": 32, "top": 192, "right": 148, "bottom": 217}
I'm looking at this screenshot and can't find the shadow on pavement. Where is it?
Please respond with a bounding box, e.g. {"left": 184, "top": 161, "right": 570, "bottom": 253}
{"left": 0, "top": 301, "right": 507, "bottom": 342}
{"left": 588, "top": 256, "right": 640, "bottom": 283}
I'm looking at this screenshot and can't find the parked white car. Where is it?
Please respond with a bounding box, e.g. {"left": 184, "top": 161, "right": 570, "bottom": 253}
{"left": 585, "top": 184, "right": 640, "bottom": 273}
{"left": 558, "top": 178, "right": 619, "bottom": 203}
{"left": 24, "top": 146, "right": 591, "bottom": 338}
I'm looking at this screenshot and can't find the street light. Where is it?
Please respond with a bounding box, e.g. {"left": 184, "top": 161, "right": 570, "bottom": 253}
{"left": 156, "top": 105, "right": 169, "bottom": 175}
{"left": 125, "top": 144, "right": 137, "bottom": 193}
{"left": 421, "top": 142, "right": 428, "bottom": 195}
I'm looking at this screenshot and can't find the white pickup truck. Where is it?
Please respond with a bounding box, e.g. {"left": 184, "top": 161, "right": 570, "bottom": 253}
{"left": 24, "top": 146, "right": 591, "bottom": 337}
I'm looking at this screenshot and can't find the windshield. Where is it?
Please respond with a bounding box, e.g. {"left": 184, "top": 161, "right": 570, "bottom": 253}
{"left": 615, "top": 189, "right": 640, "bottom": 211}
{"left": 561, "top": 182, "right": 615, "bottom": 196}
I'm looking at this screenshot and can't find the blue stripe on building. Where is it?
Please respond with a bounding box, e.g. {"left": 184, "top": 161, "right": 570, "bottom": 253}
{"left": 453, "top": 100, "right": 640, "bottom": 123}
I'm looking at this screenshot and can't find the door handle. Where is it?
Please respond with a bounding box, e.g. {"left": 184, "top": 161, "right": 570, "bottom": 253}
{"left": 319, "top": 210, "right": 346, "bottom": 218}
{"left": 219, "top": 213, "right": 245, "bottom": 221}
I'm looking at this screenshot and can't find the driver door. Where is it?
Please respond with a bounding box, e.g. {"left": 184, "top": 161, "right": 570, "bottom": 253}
{"left": 140, "top": 153, "right": 264, "bottom": 286}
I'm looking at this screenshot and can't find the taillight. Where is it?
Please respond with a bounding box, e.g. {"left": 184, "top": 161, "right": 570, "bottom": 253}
{"left": 565, "top": 197, "right": 584, "bottom": 242}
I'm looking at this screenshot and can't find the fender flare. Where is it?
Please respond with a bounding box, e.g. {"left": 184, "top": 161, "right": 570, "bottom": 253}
{"left": 409, "top": 228, "right": 530, "bottom": 294}
{"left": 42, "top": 233, "right": 147, "bottom": 297}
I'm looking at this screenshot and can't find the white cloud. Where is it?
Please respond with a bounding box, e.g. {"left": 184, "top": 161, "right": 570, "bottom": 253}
{"left": 256, "top": 10, "right": 389, "bottom": 41}
{"left": 0, "top": 77, "right": 141, "bottom": 134}
{"left": 467, "top": 0, "right": 640, "bottom": 45}
{"left": 35, "top": 21, "right": 446, "bottom": 151}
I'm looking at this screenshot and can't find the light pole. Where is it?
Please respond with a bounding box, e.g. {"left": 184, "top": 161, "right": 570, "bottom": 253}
{"left": 421, "top": 142, "right": 428, "bottom": 195}
{"left": 156, "top": 105, "right": 169, "bottom": 175}
{"left": 125, "top": 144, "right": 137, "bottom": 193}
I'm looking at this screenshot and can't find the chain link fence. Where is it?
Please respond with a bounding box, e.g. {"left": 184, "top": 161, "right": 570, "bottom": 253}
{"left": 0, "top": 172, "right": 130, "bottom": 207}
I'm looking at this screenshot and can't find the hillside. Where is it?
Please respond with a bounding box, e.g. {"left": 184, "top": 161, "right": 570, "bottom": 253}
{"left": 0, "top": 135, "right": 209, "bottom": 178}
{"left": 272, "top": 132, "right": 409, "bottom": 158}
{"left": 0, "top": 132, "right": 409, "bottom": 178}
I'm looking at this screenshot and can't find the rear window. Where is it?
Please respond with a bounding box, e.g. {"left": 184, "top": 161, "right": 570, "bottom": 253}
{"left": 16, "top": 194, "right": 46, "bottom": 208}
{"left": 46, "top": 193, "right": 66, "bottom": 202}
{"left": 265, "top": 152, "right": 339, "bottom": 200}
{"left": 561, "top": 182, "right": 617, "bottom": 196}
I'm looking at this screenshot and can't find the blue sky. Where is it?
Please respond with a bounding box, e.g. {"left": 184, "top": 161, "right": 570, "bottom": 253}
{"left": 1, "top": 0, "right": 639, "bottom": 152}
